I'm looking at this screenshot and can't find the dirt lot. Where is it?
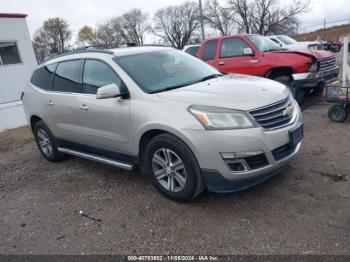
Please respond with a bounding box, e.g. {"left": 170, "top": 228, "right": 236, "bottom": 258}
{"left": 0, "top": 101, "right": 349, "bottom": 255}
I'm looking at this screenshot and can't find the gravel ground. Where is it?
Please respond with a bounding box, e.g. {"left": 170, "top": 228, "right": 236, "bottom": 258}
{"left": 0, "top": 101, "right": 349, "bottom": 255}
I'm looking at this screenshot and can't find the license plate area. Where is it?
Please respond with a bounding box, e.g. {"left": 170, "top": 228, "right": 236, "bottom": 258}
{"left": 289, "top": 124, "right": 304, "bottom": 148}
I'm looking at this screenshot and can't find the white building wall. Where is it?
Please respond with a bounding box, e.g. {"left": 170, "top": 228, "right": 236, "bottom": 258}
{"left": 0, "top": 101, "right": 27, "bottom": 132}
{"left": 0, "top": 16, "right": 37, "bottom": 131}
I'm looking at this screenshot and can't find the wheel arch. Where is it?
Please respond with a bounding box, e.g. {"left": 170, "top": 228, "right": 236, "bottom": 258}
{"left": 137, "top": 125, "right": 199, "bottom": 172}
{"left": 265, "top": 67, "right": 294, "bottom": 79}
{"left": 30, "top": 115, "right": 43, "bottom": 132}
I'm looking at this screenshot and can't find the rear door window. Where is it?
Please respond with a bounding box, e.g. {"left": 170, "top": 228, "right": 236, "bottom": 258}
{"left": 53, "top": 60, "right": 83, "bottom": 93}
{"left": 185, "top": 46, "right": 199, "bottom": 57}
{"left": 31, "top": 64, "right": 57, "bottom": 90}
{"left": 82, "top": 60, "right": 123, "bottom": 94}
{"left": 220, "top": 38, "right": 250, "bottom": 58}
{"left": 270, "top": 38, "right": 280, "bottom": 45}
{"left": 202, "top": 40, "right": 218, "bottom": 60}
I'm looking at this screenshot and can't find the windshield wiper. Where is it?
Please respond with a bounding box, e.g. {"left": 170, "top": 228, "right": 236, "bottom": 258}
{"left": 149, "top": 74, "right": 223, "bottom": 94}
{"left": 198, "top": 74, "right": 222, "bottom": 82}
{"left": 264, "top": 49, "right": 282, "bottom": 52}
{"left": 149, "top": 82, "right": 195, "bottom": 94}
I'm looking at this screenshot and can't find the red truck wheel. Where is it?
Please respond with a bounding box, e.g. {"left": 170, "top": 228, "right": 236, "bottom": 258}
{"left": 273, "top": 76, "right": 305, "bottom": 104}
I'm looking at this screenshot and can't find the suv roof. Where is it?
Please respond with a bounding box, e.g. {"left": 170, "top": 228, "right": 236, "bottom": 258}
{"left": 43, "top": 46, "right": 173, "bottom": 65}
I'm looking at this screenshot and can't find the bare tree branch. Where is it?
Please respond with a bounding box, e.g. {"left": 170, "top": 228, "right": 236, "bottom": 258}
{"left": 113, "top": 9, "right": 150, "bottom": 45}
{"left": 33, "top": 17, "right": 72, "bottom": 61}
{"left": 153, "top": 1, "right": 201, "bottom": 49}
{"left": 227, "top": 0, "right": 310, "bottom": 35}
{"left": 204, "top": 0, "right": 234, "bottom": 36}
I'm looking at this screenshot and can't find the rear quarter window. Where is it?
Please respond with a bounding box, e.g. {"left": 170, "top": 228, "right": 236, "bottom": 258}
{"left": 202, "top": 40, "right": 218, "bottom": 60}
{"left": 30, "top": 64, "right": 57, "bottom": 90}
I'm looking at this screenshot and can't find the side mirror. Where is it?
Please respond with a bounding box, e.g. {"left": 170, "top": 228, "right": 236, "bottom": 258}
{"left": 96, "top": 83, "right": 122, "bottom": 99}
{"left": 243, "top": 48, "right": 254, "bottom": 56}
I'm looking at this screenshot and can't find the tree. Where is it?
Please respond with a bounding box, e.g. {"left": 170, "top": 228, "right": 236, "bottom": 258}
{"left": 204, "top": 0, "right": 234, "bottom": 36}
{"left": 251, "top": 0, "right": 309, "bottom": 35}
{"left": 77, "top": 26, "right": 97, "bottom": 46}
{"left": 94, "top": 20, "right": 121, "bottom": 48}
{"left": 228, "top": 0, "right": 254, "bottom": 33}
{"left": 114, "top": 9, "right": 150, "bottom": 45}
{"left": 228, "top": 0, "right": 309, "bottom": 35}
{"left": 32, "top": 41, "right": 48, "bottom": 63}
{"left": 153, "top": 1, "right": 201, "bottom": 49}
{"left": 33, "top": 17, "right": 72, "bottom": 60}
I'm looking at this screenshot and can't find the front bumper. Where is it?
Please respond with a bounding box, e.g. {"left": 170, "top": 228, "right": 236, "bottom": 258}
{"left": 292, "top": 66, "right": 339, "bottom": 89}
{"left": 202, "top": 142, "right": 301, "bottom": 192}
{"left": 181, "top": 105, "right": 303, "bottom": 193}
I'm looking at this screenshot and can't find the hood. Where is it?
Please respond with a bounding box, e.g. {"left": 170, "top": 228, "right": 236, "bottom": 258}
{"left": 156, "top": 74, "right": 290, "bottom": 111}
{"left": 286, "top": 42, "right": 320, "bottom": 50}
{"left": 272, "top": 48, "right": 333, "bottom": 60}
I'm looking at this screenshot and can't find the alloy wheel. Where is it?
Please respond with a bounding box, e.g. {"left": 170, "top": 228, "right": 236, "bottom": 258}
{"left": 152, "top": 148, "right": 187, "bottom": 193}
{"left": 37, "top": 128, "right": 53, "bottom": 157}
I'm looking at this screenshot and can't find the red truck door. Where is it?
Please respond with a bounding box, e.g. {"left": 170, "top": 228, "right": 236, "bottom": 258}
{"left": 215, "top": 37, "right": 262, "bottom": 76}
{"left": 200, "top": 39, "right": 219, "bottom": 68}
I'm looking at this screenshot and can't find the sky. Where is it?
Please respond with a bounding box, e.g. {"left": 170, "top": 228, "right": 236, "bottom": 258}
{"left": 1, "top": 0, "right": 350, "bottom": 41}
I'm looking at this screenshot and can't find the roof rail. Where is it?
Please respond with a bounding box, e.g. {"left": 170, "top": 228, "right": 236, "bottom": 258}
{"left": 43, "top": 48, "right": 114, "bottom": 63}
{"left": 138, "top": 44, "right": 172, "bottom": 48}
{"left": 118, "top": 42, "right": 172, "bottom": 48}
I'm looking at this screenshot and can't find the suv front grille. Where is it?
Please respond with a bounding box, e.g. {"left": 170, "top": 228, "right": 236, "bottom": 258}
{"left": 249, "top": 96, "right": 295, "bottom": 130}
{"left": 319, "top": 56, "right": 337, "bottom": 72}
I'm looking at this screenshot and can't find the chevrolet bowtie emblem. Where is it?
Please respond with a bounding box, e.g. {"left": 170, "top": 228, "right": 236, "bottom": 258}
{"left": 283, "top": 106, "right": 294, "bottom": 117}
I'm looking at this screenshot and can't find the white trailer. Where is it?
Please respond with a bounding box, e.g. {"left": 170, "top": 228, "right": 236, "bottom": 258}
{"left": 0, "top": 13, "right": 37, "bottom": 132}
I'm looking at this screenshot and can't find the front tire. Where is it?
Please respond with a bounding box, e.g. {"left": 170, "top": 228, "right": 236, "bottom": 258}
{"left": 33, "top": 121, "right": 66, "bottom": 162}
{"left": 145, "top": 134, "right": 204, "bottom": 202}
{"left": 310, "top": 83, "right": 325, "bottom": 97}
{"left": 273, "top": 75, "right": 305, "bottom": 105}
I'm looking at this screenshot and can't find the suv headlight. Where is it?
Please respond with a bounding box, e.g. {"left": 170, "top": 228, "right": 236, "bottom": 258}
{"left": 188, "top": 105, "right": 257, "bottom": 130}
{"left": 308, "top": 62, "right": 318, "bottom": 72}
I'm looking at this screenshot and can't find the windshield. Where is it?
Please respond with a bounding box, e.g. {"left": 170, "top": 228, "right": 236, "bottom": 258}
{"left": 114, "top": 50, "right": 221, "bottom": 93}
{"left": 277, "top": 35, "right": 298, "bottom": 45}
{"left": 247, "top": 35, "right": 283, "bottom": 52}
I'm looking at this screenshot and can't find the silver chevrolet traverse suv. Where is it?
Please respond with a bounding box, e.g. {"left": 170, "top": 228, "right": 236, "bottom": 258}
{"left": 22, "top": 46, "right": 303, "bottom": 202}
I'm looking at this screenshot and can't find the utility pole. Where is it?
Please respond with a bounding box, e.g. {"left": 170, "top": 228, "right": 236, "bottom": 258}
{"left": 343, "top": 36, "right": 349, "bottom": 87}
{"left": 199, "top": 0, "right": 205, "bottom": 41}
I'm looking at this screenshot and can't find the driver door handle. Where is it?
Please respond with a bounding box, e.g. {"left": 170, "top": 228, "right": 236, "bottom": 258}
{"left": 48, "top": 100, "right": 54, "bottom": 106}
{"left": 218, "top": 61, "right": 225, "bottom": 66}
{"left": 80, "top": 104, "right": 89, "bottom": 111}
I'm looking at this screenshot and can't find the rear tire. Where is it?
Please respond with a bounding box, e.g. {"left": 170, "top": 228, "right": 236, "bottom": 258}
{"left": 328, "top": 105, "right": 347, "bottom": 122}
{"left": 273, "top": 75, "right": 305, "bottom": 105}
{"left": 145, "top": 133, "right": 204, "bottom": 202}
{"left": 33, "top": 121, "right": 66, "bottom": 162}
{"left": 310, "top": 83, "right": 325, "bottom": 97}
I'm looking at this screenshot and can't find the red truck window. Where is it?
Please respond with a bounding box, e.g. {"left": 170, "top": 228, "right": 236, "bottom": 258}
{"left": 202, "top": 40, "right": 218, "bottom": 60}
{"left": 220, "top": 38, "right": 250, "bottom": 58}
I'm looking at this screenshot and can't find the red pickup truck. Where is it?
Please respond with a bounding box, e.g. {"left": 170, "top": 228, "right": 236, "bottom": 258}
{"left": 197, "top": 34, "right": 339, "bottom": 103}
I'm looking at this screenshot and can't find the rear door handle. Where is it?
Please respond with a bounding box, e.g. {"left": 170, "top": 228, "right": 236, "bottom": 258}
{"left": 48, "top": 100, "right": 53, "bottom": 106}
{"left": 218, "top": 61, "right": 225, "bottom": 66}
{"left": 80, "top": 104, "right": 89, "bottom": 111}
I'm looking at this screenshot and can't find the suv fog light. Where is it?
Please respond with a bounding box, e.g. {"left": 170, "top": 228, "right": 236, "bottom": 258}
{"left": 221, "top": 151, "right": 269, "bottom": 173}
{"left": 228, "top": 162, "right": 247, "bottom": 172}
